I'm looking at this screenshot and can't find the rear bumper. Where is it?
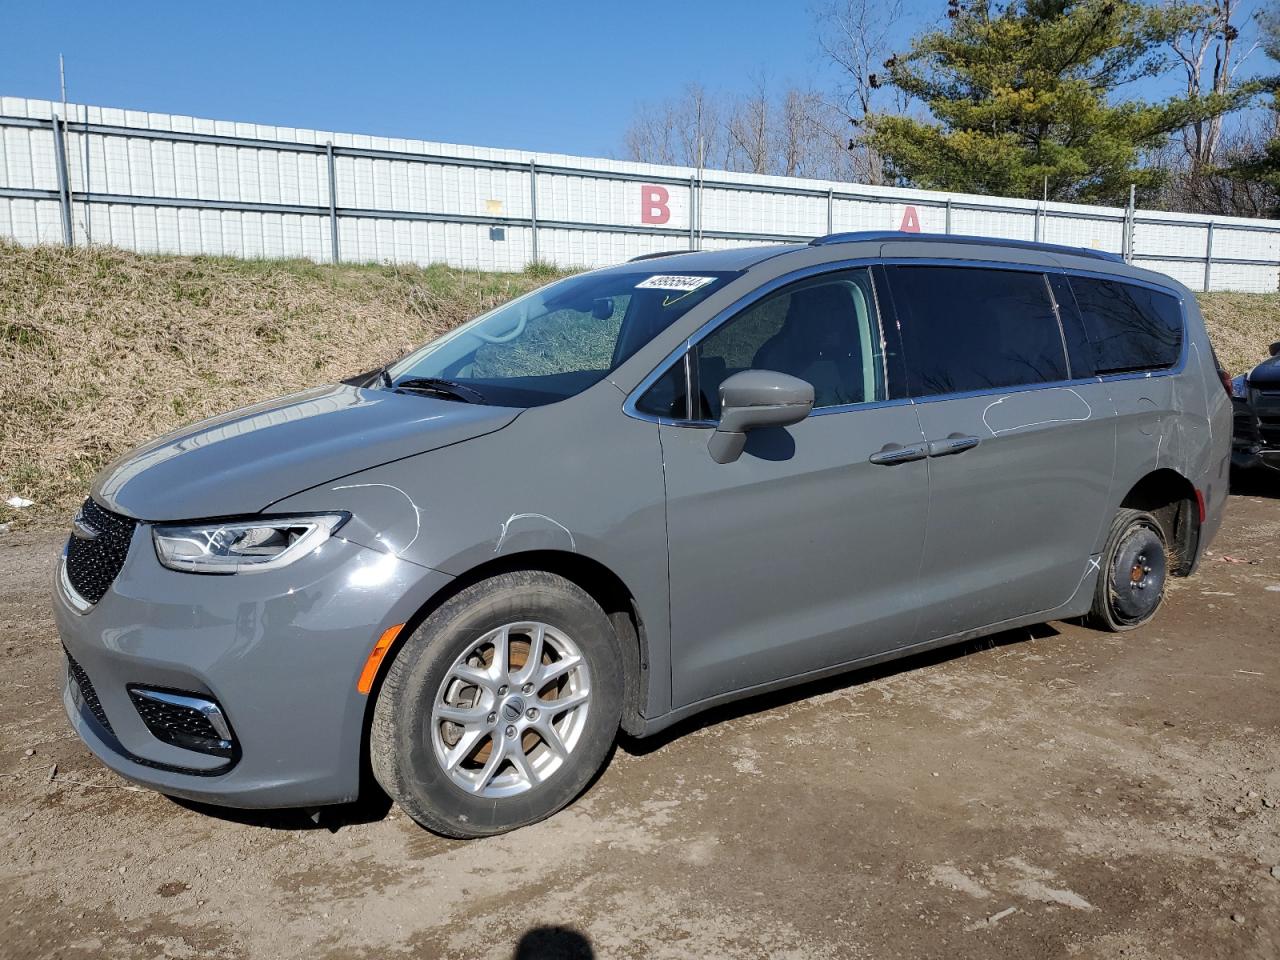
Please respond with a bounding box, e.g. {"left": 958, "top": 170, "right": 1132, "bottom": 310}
{"left": 54, "top": 527, "right": 452, "bottom": 808}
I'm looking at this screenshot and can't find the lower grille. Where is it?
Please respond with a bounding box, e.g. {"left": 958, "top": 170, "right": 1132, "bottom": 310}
{"left": 1259, "top": 422, "right": 1280, "bottom": 448}
{"left": 65, "top": 499, "right": 137, "bottom": 605}
{"left": 128, "top": 687, "right": 235, "bottom": 759}
{"left": 1233, "top": 407, "right": 1260, "bottom": 446}
{"left": 66, "top": 651, "right": 114, "bottom": 735}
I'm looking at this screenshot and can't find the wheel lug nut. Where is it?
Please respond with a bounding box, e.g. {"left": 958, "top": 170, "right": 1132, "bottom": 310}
{"left": 526, "top": 708, "right": 538, "bottom": 720}
{"left": 498, "top": 685, "right": 508, "bottom": 696}
{"left": 522, "top": 682, "right": 533, "bottom": 694}
{"left": 505, "top": 724, "right": 517, "bottom": 738}
{"left": 487, "top": 712, "right": 497, "bottom": 724}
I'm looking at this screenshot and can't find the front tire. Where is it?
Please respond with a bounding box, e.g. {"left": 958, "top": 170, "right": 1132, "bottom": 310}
{"left": 371, "top": 570, "right": 622, "bottom": 838}
{"left": 1089, "top": 508, "right": 1169, "bottom": 632}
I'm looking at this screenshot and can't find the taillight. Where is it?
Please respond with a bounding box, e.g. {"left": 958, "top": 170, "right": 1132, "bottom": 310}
{"left": 1217, "top": 367, "right": 1233, "bottom": 396}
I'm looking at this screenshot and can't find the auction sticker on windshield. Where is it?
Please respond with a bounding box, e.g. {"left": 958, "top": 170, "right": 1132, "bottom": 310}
{"left": 635, "top": 275, "right": 716, "bottom": 292}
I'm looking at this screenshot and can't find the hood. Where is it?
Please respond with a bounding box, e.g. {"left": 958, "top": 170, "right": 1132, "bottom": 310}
{"left": 1247, "top": 352, "right": 1280, "bottom": 388}
{"left": 92, "top": 384, "right": 520, "bottom": 521}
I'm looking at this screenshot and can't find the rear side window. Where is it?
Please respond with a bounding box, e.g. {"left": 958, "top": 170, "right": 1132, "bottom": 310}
{"left": 887, "top": 266, "right": 1068, "bottom": 397}
{"left": 1067, "top": 276, "right": 1183, "bottom": 374}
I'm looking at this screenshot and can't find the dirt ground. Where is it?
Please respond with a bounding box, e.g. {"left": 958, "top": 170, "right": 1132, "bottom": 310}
{"left": 2, "top": 490, "right": 1278, "bottom": 960}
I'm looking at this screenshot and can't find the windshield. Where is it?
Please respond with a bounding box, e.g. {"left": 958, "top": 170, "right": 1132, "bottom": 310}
{"left": 385, "top": 269, "right": 738, "bottom": 407}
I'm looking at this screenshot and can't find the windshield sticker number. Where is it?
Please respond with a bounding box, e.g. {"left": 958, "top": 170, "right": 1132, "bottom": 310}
{"left": 636, "top": 275, "right": 716, "bottom": 292}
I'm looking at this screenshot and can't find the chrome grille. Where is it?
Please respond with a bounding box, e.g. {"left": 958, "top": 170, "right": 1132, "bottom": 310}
{"left": 64, "top": 498, "right": 136, "bottom": 605}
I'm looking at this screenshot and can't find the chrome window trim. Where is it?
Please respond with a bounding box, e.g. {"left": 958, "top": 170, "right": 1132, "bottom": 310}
{"left": 622, "top": 255, "right": 1190, "bottom": 426}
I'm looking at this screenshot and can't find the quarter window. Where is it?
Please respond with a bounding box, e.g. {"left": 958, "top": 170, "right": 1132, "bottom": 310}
{"left": 635, "top": 357, "right": 689, "bottom": 419}
{"left": 693, "top": 268, "right": 886, "bottom": 419}
{"left": 1067, "top": 276, "right": 1183, "bottom": 374}
{"left": 887, "top": 266, "right": 1068, "bottom": 397}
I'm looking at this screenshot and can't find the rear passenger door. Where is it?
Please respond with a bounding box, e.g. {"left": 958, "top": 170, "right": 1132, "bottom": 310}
{"left": 883, "top": 264, "right": 1117, "bottom": 642}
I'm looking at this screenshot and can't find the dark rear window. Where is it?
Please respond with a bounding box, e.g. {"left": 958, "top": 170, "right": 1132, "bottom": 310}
{"left": 1067, "top": 276, "right": 1183, "bottom": 375}
{"left": 886, "top": 266, "right": 1068, "bottom": 397}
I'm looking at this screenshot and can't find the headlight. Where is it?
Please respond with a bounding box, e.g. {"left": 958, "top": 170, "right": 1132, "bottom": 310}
{"left": 153, "top": 514, "right": 347, "bottom": 574}
{"left": 1231, "top": 374, "right": 1248, "bottom": 399}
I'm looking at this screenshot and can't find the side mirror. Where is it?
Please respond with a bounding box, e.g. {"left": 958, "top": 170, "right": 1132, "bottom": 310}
{"left": 1269, "top": 341, "right": 1280, "bottom": 357}
{"left": 708, "top": 370, "right": 814, "bottom": 464}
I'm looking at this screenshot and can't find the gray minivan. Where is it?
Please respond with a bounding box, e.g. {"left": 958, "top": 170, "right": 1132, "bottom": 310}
{"left": 55, "top": 232, "right": 1231, "bottom": 837}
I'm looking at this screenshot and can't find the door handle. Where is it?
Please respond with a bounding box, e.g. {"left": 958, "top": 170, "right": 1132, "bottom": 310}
{"left": 868, "top": 442, "right": 929, "bottom": 465}
{"left": 927, "top": 433, "right": 981, "bottom": 458}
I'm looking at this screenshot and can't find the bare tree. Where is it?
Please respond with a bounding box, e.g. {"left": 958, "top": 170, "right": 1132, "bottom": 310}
{"left": 622, "top": 83, "right": 725, "bottom": 168}
{"left": 622, "top": 78, "right": 863, "bottom": 181}
{"left": 1166, "top": 0, "right": 1261, "bottom": 170}
{"left": 726, "top": 73, "right": 773, "bottom": 175}
{"left": 774, "top": 89, "right": 863, "bottom": 180}
{"left": 812, "top": 0, "right": 909, "bottom": 183}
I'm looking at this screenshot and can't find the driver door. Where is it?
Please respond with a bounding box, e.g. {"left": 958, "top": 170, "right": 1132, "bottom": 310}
{"left": 647, "top": 267, "right": 931, "bottom": 708}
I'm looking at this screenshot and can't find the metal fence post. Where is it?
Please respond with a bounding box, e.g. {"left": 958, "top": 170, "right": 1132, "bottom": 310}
{"left": 1203, "top": 221, "right": 1215, "bottom": 292}
{"left": 529, "top": 160, "right": 539, "bottom": 264}
{"left": 325, "top": 141, "right": 339, "bottom": 264}
{"left": 826, "top": 188, "right": 833, "bottom": 234}
{"left": 1123, "top": 184, "right": 1135, "bottom": 264}
{"left": 945, "top": 199, "right": 952, "bottom": 235}
{"left": 689, "top": 175, "right": 697, "bottom": 250}
{"left": 52, "top": 112, "right": 73, "bottom": 246}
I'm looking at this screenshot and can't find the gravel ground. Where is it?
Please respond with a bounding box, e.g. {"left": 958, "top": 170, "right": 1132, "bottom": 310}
{"left": 2, "top": 491, "right": 1278, "bottom": 960}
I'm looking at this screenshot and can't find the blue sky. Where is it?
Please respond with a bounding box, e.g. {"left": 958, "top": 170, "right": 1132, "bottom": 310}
{"left": 0, "top": 1, "right": 1270, "bottom": 158}
{"left": 0, "top": 1, "right": 934, "bottom": 155}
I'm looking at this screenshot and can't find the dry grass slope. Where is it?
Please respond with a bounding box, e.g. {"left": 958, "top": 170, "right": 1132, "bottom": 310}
{"left": 0, "top": 242, "right": 563, "bottom": 527}
{"left": 1194, "top": 290, "right": 1280, "bottom": 375}
{"left": 1, "top": 242, "right": 1277, "bottom": 529}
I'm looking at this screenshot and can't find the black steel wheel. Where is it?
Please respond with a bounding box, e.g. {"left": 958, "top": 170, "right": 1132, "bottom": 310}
{"left": 1090, "top": 508, "right": 1169, "bottom": 632}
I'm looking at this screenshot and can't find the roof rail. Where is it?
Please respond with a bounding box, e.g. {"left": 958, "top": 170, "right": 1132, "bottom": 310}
{"left": 808, "top": 230, "right": 1125, "bottom": 264}
{"left": 628, "top": 249, "right": 693, "bottom": 262}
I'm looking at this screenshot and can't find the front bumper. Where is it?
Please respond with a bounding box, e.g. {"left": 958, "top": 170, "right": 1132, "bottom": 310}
{"left": 1232, "top": 393, "right": 1280, "bottom": 474}
{"left": 1232, "top": 447, "right": 1280, "bottom": 473}
{"left": 54, "top": 524, "right": 451, "bottom": 808}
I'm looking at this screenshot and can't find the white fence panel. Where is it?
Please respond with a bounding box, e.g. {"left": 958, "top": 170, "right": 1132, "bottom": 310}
{"left": 1, "top": 95, "right": 1278, "bottom": 290}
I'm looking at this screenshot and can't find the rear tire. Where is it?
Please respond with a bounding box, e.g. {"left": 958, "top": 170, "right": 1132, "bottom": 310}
{"left": 371, "top": 570, "right": 622, "bottom": 838}
{"left": 1089, "top": 508, "right": 1169, "bottom": 632}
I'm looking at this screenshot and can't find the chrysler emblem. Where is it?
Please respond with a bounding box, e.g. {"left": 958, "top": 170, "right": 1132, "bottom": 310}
{"left": 71, "top": 510, "right": 101, "bottom": 541}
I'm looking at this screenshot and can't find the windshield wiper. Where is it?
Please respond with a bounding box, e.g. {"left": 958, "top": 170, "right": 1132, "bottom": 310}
{"left": 392, "top": 376, "right": 488, "bottom": 404}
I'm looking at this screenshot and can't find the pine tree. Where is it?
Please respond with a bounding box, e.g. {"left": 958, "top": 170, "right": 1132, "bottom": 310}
{"left": 865, "top": 0, "right": 1240, "bottom": 203}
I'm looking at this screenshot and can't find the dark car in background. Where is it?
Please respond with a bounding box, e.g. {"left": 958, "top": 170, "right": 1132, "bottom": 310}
{"left": 1231, "top": 341, "right": 1280, "bottom": 478}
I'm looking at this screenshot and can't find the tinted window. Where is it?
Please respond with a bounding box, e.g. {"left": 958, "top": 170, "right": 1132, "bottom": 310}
{"left": 1067, "top": 276, "right": 1183, "bottom": 374}
{"left": 635, "top": 357, "right": 689, "bottom": 419}
{"left": 694, "top": 268, "right": 886, "bottom": 418}
{"left": 888, "top": 266, "right": 1068, "bottom": 397}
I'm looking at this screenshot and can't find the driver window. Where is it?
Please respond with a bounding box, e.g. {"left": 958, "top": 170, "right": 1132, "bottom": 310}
{"left": 694, "top": 268, "right": 886, "bottom": 419}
